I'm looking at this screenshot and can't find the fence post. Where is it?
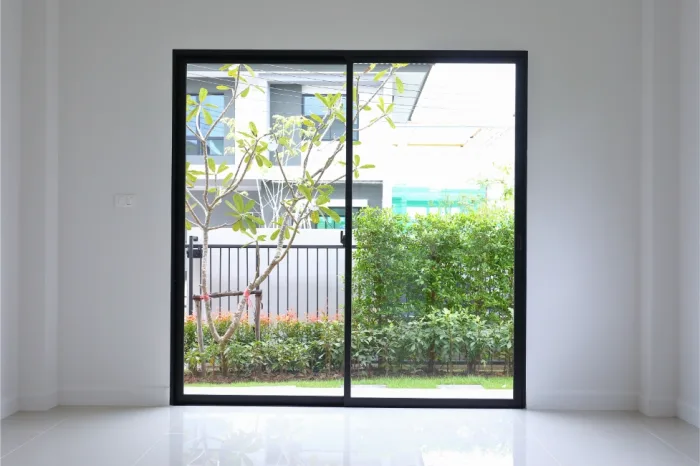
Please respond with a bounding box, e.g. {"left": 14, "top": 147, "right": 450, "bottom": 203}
{"left": 187, "top": 235, "right": 196, "bottom": 316}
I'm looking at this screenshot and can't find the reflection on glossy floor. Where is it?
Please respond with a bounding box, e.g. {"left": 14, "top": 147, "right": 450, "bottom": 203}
{"left": 1, "top": 406, "right": 697, "bottom": 465}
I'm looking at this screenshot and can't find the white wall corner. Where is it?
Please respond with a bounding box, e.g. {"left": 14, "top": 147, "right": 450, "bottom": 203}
{"left": 19, "top": 391, "right": 58, "bottom": 412}
{"left": 15, "top": 0, "right": 60, "bottom": 412}
{"left": 639, "top": 396, "right": 679, "bottom": 418}
{"left": 676, "top": 399, "right": 700, "bottom": 427}
{"left": 638, "top": 0, "right": 682, "bottom": 419}
{"left": 2, "top": 397, "right": 19, "bottom": 419}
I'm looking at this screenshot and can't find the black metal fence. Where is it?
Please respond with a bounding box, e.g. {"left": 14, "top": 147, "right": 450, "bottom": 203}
{"left": 186, "top": 237, "right": 351, "bottom": 322}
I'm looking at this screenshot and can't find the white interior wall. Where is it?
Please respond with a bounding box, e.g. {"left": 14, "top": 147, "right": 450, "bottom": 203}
{"left": 0, "top": 0, "right": 694, "bottom": 417}
{"left": 1, "top": 0, "right": 23, "bottom": 418}
{"left": 678, "top": 0, "right": 700, "bottom": 427}
{"left": 56, "top": 0, "right": 644, "bottom": 409}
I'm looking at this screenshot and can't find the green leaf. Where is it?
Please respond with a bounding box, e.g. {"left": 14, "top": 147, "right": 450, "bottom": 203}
{"left": 248, "top": 121, "right": 258, "bottom": 136}
{"left": 232, "top": 221, "right": 241, "bottom": 231}
{"left": 270, "top": 229, "right": 280, "bottom": 241}
{"left": 314, "top": 93, "right": 329, "bottom": 108}
{"left": 216, "top": 85, "right": 230, "bottom": 91}
{"left": 185, "top": 219, "right": 192, "bottom": 230}
{"left": 298, "top": 185, "right": 312, "bottom": 201}
{"left": 386, "top": 116, "right": 396, "bottom": 129}
{"left": 360, "top": 164, "right": 376, "bottom": 169}
{"left": 243, "top": 64, "right": 256, "bottom": 77}
{"left": 207, "top": 187, "right": 217, "bottom": 193}
{"left": 320, "top": 206, "right": 341, "bottom": 223}
{"left": 233, "top": 193, "right": 245, "bottom": 212}
{"left": 284, "top": 228, "right": 291, "bottom": 240}
{"left": 240, "top": 87, "right": 250, "bottom": 98}
{"left": 225, "top": 200, "right": 236, "bottom": 211}
{"left": 353, "top": 140, "right": 362, "bottom": 146}
{"left": 354, "top": 170, "right": 360, "bottom": 179}
{"left": 386, "top": 103, "right": 395, "bottom": 114}
{"left": 310, "top": 114, "right": 323, "bottom": 124}
{"left": 199, "top": 88, "right": 208, "bottom": 102}
{"left": 333, "top": 110, "right": 346, "bottom": 123}
{"left": 186, "top": 107, "right": 198, "bottom": 122}
{"left": 373, "top": 68, "right": 388, "bottom": 82}
{"left": 310, "top": 210, "right": 320, "bottom": 224}
{"left": 395, "top": 76, "right": 405, "bottom": 94}
{"left": 378, "top": 96, "right": 385, "bottom": 112}
{"left": 362, "top": 105, "right": 371, "bottom": 111}
{"left": 252, "top": 216, "right": 265, "bottom": 225}
{"left": 202, "top": 109, "right": 213, "bottom": 125}
{"left": 217, "top": 163, "right": 229, "bottom": 174}
{"left": 354, "top": 154, "right": 360, "bottom": 166}
{"left": 245, "top": 199, "right": 255, "bottom": 212}
{"left": 207, "top": 157, "right": 216, "bottom": 172}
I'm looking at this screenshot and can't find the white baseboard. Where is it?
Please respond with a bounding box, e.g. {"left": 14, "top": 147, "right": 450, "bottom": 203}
{"left": 2, "top": 396, "right": 19, "bottom": 418}
{"left": 59, "top": 385, "right": 169, "bottom": 407}
{"left": 19, "top": 391, "right": 58, "bottom": 412}
{"left": 638, "top": 396, "right": 678, "bottom": 418}
{"left": 527, "top": 390, "right": 638, "bottom": 411}
{"left": 676, "top": 399, "right": 699, "bottom": 427}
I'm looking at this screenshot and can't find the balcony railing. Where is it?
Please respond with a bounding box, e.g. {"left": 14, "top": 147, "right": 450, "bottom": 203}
{"left": 186, "top": 238, "right": 353, "bottom": 322}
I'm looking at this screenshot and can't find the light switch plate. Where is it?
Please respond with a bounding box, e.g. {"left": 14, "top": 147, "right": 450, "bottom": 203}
{"left": 115, "top": 194, "right": 136, "bottom": 208}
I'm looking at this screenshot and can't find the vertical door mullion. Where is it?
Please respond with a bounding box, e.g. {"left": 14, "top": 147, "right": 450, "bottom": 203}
{"left": 343, "top": 59, "right": 354, "bottom": 405}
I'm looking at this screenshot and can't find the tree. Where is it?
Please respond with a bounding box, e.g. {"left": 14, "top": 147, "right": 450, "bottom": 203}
{"left": 185, "top": 63, "right": 406, "bottom": 374}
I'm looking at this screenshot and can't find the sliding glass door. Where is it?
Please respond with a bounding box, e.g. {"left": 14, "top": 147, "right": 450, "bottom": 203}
{"left": 346, "top": 61, "right": 520, "bottom": 406}
{"left": 171, "top": 51, "right": 527, "bottom": 408}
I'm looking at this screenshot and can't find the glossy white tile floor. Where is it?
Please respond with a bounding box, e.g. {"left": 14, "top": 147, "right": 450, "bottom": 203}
{"left": 1, "top": 406, "right": 697, "bottom": 465}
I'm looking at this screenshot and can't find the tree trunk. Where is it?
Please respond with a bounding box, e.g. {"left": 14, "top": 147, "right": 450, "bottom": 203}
{"left": 195, "top": 300, "right": 206, "bottom": 376}
{"left": 197, "top": 228, "right": 211, "bottom": 374}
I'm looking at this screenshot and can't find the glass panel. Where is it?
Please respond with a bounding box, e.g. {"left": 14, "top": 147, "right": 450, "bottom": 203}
{"left": 186, "top": 94, "right": 228, "bottom": 156}
{"left": 183, "top": 63, "right": 348, "bottom": 398}
{"left": 350, "top": 62, "right": 516, "bottom": 400}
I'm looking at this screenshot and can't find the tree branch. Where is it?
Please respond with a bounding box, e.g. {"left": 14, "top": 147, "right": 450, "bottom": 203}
{"left": 185, "top": 198, "right": 204, "bottom": 228}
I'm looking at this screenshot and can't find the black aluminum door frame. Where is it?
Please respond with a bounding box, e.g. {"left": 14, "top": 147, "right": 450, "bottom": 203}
{"left": 170, "top": 50, "right": 527, "bottom": 409}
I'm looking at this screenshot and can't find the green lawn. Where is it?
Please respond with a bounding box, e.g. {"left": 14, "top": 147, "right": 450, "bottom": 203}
{"left": 186, "top": 376, "right": 512, "bottom": 390}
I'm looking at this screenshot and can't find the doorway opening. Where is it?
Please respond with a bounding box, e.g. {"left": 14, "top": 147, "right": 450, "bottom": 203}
{"left": 171, "top": 51, "right": 527, "bottom": 408}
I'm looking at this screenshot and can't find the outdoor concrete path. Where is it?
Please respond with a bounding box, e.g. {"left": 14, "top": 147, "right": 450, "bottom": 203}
{"left": 184, "top": 385, "right": 514, "bottom": 398}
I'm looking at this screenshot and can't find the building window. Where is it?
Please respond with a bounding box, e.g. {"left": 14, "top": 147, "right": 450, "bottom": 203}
{"left": 314, "top": 207, "right": 362, "bottom": 230}
{"left": 302, "top": 95, "right": 358, "bottom": 141}
{"left": 186, "top": 94, "right": 226, "bottom": 156}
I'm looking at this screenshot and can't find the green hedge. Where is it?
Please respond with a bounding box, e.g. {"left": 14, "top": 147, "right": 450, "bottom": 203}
{"left": 185, "top": 310, "right": 513, "bottom": 378}
{"left": 353, "top": 206, "right": 514, "bottom": 326}
{"left": 185, "top": 204, "right": 515, "bottom": 379}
